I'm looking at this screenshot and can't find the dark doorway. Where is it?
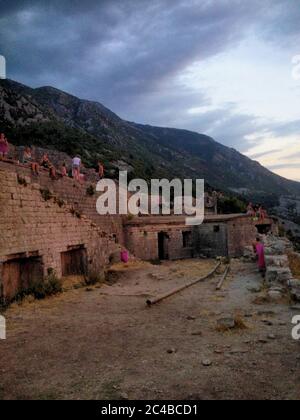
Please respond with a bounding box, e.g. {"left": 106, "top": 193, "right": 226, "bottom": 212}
{"left": 158, "top": 232, "right": 169, "bottom": 260}
{"left": 182, "top": 231, "right": 192, "bottom": 248}
{"left": 61, "top": 246, "right": 87, "bottom": 276}
{"left": 2, "top": 256, "right": 43, "bottom": 302}
{"left": 256, "top": 224, "right": 272, "bottom": 235}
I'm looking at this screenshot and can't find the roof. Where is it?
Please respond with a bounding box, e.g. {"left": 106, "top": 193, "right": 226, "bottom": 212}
{"left": 124, "top": 213, "right": 252, "bottom": 227}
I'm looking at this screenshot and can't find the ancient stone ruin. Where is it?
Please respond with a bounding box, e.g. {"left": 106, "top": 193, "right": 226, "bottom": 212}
{"left": 0, "top": 157, "right": 282, "bottom": 305}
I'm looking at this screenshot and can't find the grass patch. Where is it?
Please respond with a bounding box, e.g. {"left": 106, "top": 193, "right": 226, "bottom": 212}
{"left": 288, "top": 252, "right": 300, "bottom": 278}
{"left": 86, "top": 185, "right": 95, "bottom": 196}
{"left": 84, "top": 270, "right": 105, "bottom": 286}
{"left": 40, "top": 188, "right": 52, "bottom": 201}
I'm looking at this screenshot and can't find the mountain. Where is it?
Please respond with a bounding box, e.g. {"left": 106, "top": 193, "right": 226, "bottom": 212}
{"left": 1, "top": 78, "right": 300, "bottom": 203}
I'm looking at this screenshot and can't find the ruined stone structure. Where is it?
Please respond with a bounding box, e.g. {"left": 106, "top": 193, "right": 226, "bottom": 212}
{"left": 0, "top": 162, "right": 121, "bottom": 303}
{"left": 0, "top": 159, "right": 277, "bottom": 303}
{"left": 124, "top": 214, "right": 276, "bottom": 261}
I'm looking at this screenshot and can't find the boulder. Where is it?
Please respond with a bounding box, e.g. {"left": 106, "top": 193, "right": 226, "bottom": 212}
{"left": 266, "top": 266, "right": 293, "bottom": 285}
{"left": 288, "top": 279, "right": 300, "bottom": 289}
{"left": 290, "top": 288, "right": 300, "bottom": 302}
{"left": 217, "top": 317, "right": 236, "bottom": 330}
{"left": 267, "top": 289, "right": 283, "bottom": 302}
{"left": 265, "top": 255, "right": 289, "bottom": 268}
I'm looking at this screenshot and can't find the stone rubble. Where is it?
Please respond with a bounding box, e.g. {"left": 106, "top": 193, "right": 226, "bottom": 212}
{"left": 253, "top": 234, "right": 300, "bottom": 302}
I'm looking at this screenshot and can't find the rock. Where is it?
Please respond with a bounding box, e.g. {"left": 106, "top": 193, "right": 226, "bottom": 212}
{"left": 217, "top": 317, "right": 236, "bottom": 330}
{"left": 257, "top": 310, "right": 276, "bottom": 317}
{"left": 229, "top": 348, "right": 249, "bottom": 354}
{"left": 288, "top": 279, "right": 300, "bottom": 289}
{"left": 191, "top": 331, "right": 203, "bottom": 336}
{"left": 266, "top": 267, "right": 293, "bottom": 286}
{"left": 268, "top": 334, "right": 276, "bottom": 340}
{"left": 258, "top": 339, "right": 268, "bottom": 344}
{"left": 265, "top": 255, "right": 289, "bottom": 268}
{"left": 267, "top": 290, "right": 283, "bottom": 302}
{"left": 167, "top": 348, "right": 177, "bottom": 354}
{"left": 248, "top": 286, "right": 262, "bottom": 294}
{"left": 202, "top": 359, "right": 212, "bottom": 367}
{"left": 187, "top": 316, "right": 196, "bottom": 321}
{"left": 291, "top": 289, "right": 300, "bottom": 302}
{"left": 120, "top": 392, "right": 129, "bottom": 400}
{"left": 262, "top": 319, "right": 273, "bottom": 326}
{"left": 243, "top": 247, "right": 255, "bottom": 261}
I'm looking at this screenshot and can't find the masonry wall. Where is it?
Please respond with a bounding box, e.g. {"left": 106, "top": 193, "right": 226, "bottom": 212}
{"left": 124, "top": 223, "right": 194, "bottom": 261}
{"left": 193, "top": 223, "right": 228, "bottom": 258}
{"left": 0, "top": 161, "right": 125, "bottom": 244}
{"left": 227, "top": 218, "right": 261, "bottom": 257}
{"left": 0, "top": 166, "right": 121, "bottom": 303}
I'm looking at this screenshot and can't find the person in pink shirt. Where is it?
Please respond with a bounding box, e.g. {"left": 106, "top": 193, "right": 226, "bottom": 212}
{"left": 254, "top": 237, "right": 266, "bottom": 277}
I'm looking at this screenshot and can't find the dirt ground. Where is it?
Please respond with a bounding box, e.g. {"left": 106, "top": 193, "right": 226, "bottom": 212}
{"left": 1, "top": 258, "right": 300, "bottom": 400}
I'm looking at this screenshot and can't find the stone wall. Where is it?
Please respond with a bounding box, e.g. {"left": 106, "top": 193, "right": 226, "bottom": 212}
{"left": 125, "top": 215, "right": 276, "bottom": 260}
{"left": 227, "top": 218, "right": 259, "bottom": 257}
{"left": 124, "top": 221, "right": 194, "bottom": 261}
{"left": 193, "top": 223, "right": 228, "bottom": 258}
{"left": 0, "top": 160, "right": 125, "bottom": 244}
{"left": 0, "top": 166, "right": 121, "bottom": 303}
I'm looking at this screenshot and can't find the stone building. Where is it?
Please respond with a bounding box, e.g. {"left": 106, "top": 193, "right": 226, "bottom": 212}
{"left": 124, "top": 214, "right": 276, "bottom": 261}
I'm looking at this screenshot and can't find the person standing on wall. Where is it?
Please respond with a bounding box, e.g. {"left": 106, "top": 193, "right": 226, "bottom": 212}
{"left": 0, "top": 133, "right": 9, "bottom": 160}
{"left": 98, "top": 161, "right": 104, "bottom": 179}
{"left": 72, "top": 155, "right": 81, "bottom": 181}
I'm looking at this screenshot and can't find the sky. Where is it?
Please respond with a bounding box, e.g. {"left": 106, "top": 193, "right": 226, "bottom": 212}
{"left": 0, "top": 0, "right": 299, "bottom": 181}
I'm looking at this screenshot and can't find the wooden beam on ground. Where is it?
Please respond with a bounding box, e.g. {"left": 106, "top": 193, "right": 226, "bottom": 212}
{"left": 216, "top": 264, "right": 230, "bottom": 291}
{"left": 146, "top": 261, "right": 221, "bottom": 307}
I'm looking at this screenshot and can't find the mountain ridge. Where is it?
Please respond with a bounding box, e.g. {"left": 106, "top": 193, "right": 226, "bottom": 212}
{"left": 1, "top": 78, "right": 299, "bottom": 202}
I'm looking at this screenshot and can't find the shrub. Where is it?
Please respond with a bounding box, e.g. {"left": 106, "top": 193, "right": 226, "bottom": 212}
{"left": 31, "top": 271, "right": 63, "bottom": 300}
{"left": 17, "top": 175, "right": 27, "bottom": 187}
{"left": 40, "top": 188, "right": 52, "bottom": 201}
{"left": 54, "top": 197, "right": 65, "bottom": 208}
{"left": 84, "top": 270, "right": 105, "bottom": 286}
{"left": 86, "top": 185, "right": 95, "bottom": 196}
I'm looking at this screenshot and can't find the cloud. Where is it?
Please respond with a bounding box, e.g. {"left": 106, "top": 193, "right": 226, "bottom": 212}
{"left": 0, "top": 0, "right": 299, "bottom": 180}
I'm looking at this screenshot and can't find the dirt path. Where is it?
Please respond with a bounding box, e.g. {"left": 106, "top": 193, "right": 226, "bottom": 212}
{"left": 1, "top": 259, "right": 300, "bottom": 400}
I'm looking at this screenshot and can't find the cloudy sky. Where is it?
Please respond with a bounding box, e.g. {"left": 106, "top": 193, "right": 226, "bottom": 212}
{"left": 0, "top": 0, "right": 299, "bottom": 180}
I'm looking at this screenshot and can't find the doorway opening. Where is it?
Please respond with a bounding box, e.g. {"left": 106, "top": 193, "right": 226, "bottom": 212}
{"left": 1, "top": 255, "right": 43, "bottom": 302}
{"left": 61, "top": 246, "right": 87, "bottom": 276}
{"left": 158, "top": 232, "right": 169, "bottom": 260}
{"left": 256, "top": 224, "right": 272, "bottom": 235}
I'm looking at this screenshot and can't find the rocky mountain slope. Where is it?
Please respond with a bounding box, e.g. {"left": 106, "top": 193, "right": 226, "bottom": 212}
{"left": 1, "top": 78, "right": 300, "bottom": 202}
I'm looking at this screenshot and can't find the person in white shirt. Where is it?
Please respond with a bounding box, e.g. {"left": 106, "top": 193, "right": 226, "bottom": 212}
{"left": 72, "top": 156, "right": 81, "bottom": 180}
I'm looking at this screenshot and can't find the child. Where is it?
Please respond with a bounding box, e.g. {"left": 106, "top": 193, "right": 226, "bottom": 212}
{"left": 23, "top": 147, "right": 39, "bottom": 175}
{"left": 0, "top": 133, "right": 9, "bottom": 160}
{"left": 61, "top": 162, "right": 68, "bottom": 177}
